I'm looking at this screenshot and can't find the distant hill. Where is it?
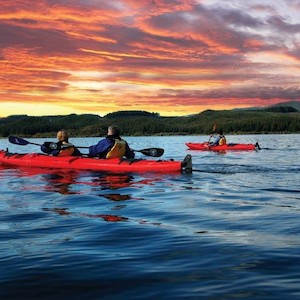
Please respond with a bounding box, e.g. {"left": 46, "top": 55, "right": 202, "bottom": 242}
{"left": 234, "top": 101, "right": 300, "bottom": 112}
{"left": 267, "top": 101, "right": 300, "bottom": 112}
{"left": 105, "top": 110, "right": 160, "bottom": 118}
{"left": 1, "top": 107, "right": 299, "bottom": 137}
{"left": 263, "top": 106, "right": 298, "bottom": 113}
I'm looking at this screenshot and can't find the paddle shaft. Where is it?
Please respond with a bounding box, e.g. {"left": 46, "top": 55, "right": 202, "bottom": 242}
{"left": 73, "top": 147, "right": 164, "bottom": 157}
{"left": 208, "top": 123, "right": 218, "bottom": 143}
{"left": 25, "top": 141, "right": 42, "bottom": 146}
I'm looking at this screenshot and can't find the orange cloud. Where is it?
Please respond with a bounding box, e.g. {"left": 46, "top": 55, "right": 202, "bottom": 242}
{"left": 0, "top": 0, "right": 299, "bottom": 117}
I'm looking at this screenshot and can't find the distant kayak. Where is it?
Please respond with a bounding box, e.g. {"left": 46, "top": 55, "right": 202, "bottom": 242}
{"left": 0, "top": 150, "right": 192, "bottom": 173}
{"left": 186, "top": 142, "right": 260, "bottom": 151}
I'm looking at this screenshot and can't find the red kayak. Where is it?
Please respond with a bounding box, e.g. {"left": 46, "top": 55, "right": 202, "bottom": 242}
{"left": 0, "top": 150, "right": 192, "bottom": 173}
{"left": 186, "top": 142, "right": 260, "bottom": 151}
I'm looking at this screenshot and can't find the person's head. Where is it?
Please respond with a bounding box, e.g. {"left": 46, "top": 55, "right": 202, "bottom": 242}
{"left": 107, "top": 126, "right": 120, "bottom": 137}
{"left": 57, "top": 129, "right": 69, "bottom": 142}
{"left": 218, "top": 129, "right": 223, "bottom": 136}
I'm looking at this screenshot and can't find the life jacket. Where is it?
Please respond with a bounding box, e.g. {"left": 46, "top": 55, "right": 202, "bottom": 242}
{"left": 219, "top": 135, "right": 227, "bottom": 145}
{"left": 41, "top": 141, "right": 79, "bottom": 156}
{"left": 57, "top": 142, "right": 76, "bottom": 157}
{"left": 106, "top": 139, "right": 126, "bottom": 158}
{"left": 58, "top": 147, "right": 75, "bottom": 157}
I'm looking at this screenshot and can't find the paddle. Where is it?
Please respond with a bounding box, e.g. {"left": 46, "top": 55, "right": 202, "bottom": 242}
{"left": 208, "top": 123, "right": 218, "bottom": 143}
{"left": 8, "top": 136, "right": 164, "bottom": 157}
{"left": 8, "top": 136, "right": 58, "bottom": 149}
{"left": 134, "top": 148, "right": 164, "bottom": 157}
{"left": 63, "top": 145, "right": 164, "bottom": 157}
{"left": 207, "top": 123, "right": 218, "bottom": 148}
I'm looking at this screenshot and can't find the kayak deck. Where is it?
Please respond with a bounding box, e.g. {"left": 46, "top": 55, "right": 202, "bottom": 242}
{"left": 186, "top": 142, "right": 260, "bottom": 151}
{"left": 0, "top": 150, "right": 192, "bottom": 174}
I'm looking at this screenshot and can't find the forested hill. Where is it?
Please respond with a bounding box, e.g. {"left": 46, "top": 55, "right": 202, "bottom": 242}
{"left": 0, "top": 107, "right": 299, "bottom": 138}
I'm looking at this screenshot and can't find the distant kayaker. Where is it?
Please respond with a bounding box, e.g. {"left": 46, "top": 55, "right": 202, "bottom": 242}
{"left": 209, "top": 129, "right": 227, "bottom": 146}
{"left": 89, "top": 126, "right": 135, "bottom": 159}
{"left": 41, "top": 129, "right": 81, "bottom": 156}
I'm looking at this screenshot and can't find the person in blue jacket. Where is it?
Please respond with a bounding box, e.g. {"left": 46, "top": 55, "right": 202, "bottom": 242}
{"left": 89, "top": 126, "right": 135, "bottom": 159}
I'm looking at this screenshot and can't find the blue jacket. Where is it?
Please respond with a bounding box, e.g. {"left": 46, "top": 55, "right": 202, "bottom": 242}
{"left": 89, "top": 137, "right": 135, "bottom": 158}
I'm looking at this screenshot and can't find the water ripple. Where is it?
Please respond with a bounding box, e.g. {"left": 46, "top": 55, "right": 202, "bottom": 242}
{"left": 1, "top": 134, "right": 300, "bottom": 299}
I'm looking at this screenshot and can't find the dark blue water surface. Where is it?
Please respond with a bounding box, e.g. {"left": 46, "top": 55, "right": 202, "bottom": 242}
{"left": 0, "top": 134, "right": 299, "bottom": 299}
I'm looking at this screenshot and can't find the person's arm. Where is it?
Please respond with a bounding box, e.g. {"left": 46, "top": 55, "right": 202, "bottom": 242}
{"left": 209, "top": 133, "right": 216, "bottom": 145}
{"left": 89, "top": 139, "right": 112, "bottom": 157}
{"left": 211, "top": 136, "right": 220, "bottom": 146}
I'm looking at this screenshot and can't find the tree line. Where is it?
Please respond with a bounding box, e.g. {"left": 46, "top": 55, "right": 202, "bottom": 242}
{"left": 0, "top": 108, "right": 299, "bottom": 138}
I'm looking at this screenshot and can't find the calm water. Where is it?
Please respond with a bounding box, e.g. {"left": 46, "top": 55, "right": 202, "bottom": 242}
{"left": 0, "top": 134, "right": 299, "bottom": 299}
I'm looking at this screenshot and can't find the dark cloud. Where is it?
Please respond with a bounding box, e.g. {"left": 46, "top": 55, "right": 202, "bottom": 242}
{"left": 267, "top": 15, "right": 300, "bottom": 33}
{"left": 0, "top": 23, "right": 77, "bottom": 55}
{"left": 215, "top": 7, "right": 264, "bottom": 28}
{"left": 157, "top": 86, "right": 300, "bottom": 101}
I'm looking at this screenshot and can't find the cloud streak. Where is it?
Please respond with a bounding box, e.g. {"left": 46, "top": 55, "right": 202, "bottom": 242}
{"left": 0, "top": 0, "right": 299, "bottom": 116}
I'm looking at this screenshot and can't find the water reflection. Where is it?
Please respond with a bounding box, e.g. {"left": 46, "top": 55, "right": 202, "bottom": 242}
{"left": 43, "top": 207, "right": 128, "bottom": 222}
{"left": 102, "top": 194, "right": 132, "bottom": 201}
{"left": 40, "top": 172, "right": 153, "bottom": 200}
{"left": 42, "top": 172, "right": 78, "bottom": 195}
{"left": 3, "top": 167, "right": 156, "bottom": 200}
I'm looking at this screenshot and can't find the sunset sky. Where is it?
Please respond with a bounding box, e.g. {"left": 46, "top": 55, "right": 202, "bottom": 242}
{"left": 1, "top": 0, "right": 300, "bottom": 117}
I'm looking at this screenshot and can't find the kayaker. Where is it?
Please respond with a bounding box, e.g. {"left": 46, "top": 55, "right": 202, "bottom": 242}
{"left": 41, "top": 129, "right": 81, "bottom": 156}
{"left": 89, "top": 126, "right": 135, "bottom": 159}
{"left": 209, "top": 129, "right": 227, "bottom": 146}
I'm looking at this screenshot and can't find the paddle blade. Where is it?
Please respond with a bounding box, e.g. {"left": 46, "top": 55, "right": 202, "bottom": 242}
{"left": 8, "top": 136, "right": 29, "bottom": 145}
{"left": 136, "top": 148, "right": 164, "bottom": 157}
{"left": 212, "top": 123, "right": 217, "bottom": 132}
{"left": 43, "top": 142, "right": 60, "bottom": 150}
{"left": 181, "top": 154, "right": 192, "bottom": 173}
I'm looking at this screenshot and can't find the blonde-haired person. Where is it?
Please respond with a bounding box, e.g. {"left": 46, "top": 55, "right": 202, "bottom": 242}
{"left": 41, "top": 129, "right": 81, "bottom": 156}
